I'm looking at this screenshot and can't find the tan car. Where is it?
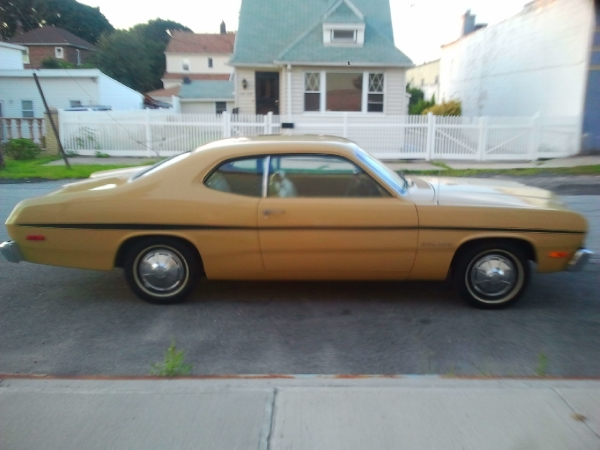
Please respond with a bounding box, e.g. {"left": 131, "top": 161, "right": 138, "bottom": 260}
{"left": 1, "top": 135, "right": 593, "bottom": 308}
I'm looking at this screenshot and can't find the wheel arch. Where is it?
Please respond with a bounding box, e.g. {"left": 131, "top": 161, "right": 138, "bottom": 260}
{"left": 114, "top": 234, "right": 204, "bottom": 274}
{"left": 448, "top": 236, "right": 537, "bottom": 278}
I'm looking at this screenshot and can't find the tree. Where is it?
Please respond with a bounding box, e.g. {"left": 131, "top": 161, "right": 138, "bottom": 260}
{"left": 406, "top": 84, "right": 435, "bottom": 115}
{"left": 0, "top": 0, "right": 113, "bottom": 43}
{"left": 92, "top": 19, "right": 191, "bottom": 92}
{"left": 92, "top": 30, "right": 153, "bottom": 92}
{"left": 131, "top": 19, "right": 191, "bottom": 91}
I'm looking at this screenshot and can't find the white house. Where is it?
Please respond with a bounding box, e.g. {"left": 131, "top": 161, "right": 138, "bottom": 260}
{"left": 406, "top": 59, "right": 440, "bottom": 103}
{"left": 439, "top": 0, "right": 599, "bottom": 151}
{"left": 229, "top": 0, "right": 413, "bottom": 116}
{"left": 147, "top": 26, "right": 236, "bottom": 108}
{"left": 0, "top": 69, "right": 143, "bottom": 118}
{"left": 161, "top": 28, "right": 235, "bottom": 90}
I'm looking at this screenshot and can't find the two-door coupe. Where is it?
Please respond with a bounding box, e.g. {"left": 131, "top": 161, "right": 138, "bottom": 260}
{"left": 1, "top": 135, "right": 593, "bottom": 308}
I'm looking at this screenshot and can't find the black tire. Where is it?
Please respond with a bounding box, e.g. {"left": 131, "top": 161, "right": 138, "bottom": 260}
{"left": 453, "top": 242, "right": 530, "bottom": 309}
{"left": 124, "top": 237, "right": 201, "bottom": 304}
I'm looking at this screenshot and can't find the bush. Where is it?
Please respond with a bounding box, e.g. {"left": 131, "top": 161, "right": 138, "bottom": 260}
{"left": 406, "top": 85, "right": 435, "bottom": 115}
{"left": 4, "top": 138, "right": 42, "bottom": 160}
{"left": 422, "top": 100, "right": 462, "bottom": 116}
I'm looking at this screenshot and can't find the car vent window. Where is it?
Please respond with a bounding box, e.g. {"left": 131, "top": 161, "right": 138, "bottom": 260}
{"left": 205, "top": 157, "right": 265, "bottom": 197}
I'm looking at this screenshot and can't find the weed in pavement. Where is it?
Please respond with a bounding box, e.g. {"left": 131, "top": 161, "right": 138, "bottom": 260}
{"left": 150, "top": 340, "right": 193, "bottom": 377}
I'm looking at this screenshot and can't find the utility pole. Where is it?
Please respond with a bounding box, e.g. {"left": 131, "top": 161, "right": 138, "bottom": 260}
{"left": 33, "top": 73, "right": 70, "bottom": 168}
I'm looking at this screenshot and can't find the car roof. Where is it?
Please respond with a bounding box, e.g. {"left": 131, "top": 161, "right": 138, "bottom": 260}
{"left": 192, "top": 135, "right": 358, "bottom": 159}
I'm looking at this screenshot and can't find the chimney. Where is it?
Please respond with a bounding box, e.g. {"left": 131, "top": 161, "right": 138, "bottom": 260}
{"left": 220, "top": 21, "right": 226, "bottom": 34}
{"left": 462, "top": 10, "right": 476, "bottom": 36}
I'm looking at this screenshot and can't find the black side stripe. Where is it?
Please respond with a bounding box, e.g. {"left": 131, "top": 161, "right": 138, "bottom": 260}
{"left": 16, "top": 223, "right": 585, "bottom": 234}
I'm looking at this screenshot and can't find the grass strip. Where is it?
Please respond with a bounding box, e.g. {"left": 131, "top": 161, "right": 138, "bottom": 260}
{"left": 0, "top": 157, "right": 154, "bottom": 180}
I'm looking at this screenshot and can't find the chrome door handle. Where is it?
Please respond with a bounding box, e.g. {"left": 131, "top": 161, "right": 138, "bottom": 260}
{"left": 263, "top": 209, "right": 285, "bottom": 217}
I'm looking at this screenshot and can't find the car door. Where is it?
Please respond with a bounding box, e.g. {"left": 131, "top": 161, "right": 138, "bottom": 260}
{"left": 257, "top": 154, "right": 418, "bottom": 279}
{"left": 201, "top": 155, "right": 266, "bottom": 278}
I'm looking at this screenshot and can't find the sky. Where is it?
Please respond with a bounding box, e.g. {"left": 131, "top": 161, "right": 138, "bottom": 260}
{"left": 78, "top": 0, "right": 528, "bottom": 64}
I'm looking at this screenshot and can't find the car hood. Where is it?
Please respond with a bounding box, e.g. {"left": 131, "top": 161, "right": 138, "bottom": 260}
{"left": 411, "top": 176, "right": 566, "bottom": 210}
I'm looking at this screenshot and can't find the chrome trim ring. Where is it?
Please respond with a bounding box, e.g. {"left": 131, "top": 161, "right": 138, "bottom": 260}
{"left": 133, "top": 245, "right": 189, "bottom": 297}
{"left": 466, "top": 250, "right": 524, "bottom": 304}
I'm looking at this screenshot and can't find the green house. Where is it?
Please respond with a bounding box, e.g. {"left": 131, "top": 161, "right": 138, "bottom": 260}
{"left": 229, "top": 0, "right": 413, "bottom": 116}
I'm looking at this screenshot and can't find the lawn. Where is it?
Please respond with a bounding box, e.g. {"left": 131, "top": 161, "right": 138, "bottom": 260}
{"left": 0, "top": 157, "right": 154, "bottom": 180}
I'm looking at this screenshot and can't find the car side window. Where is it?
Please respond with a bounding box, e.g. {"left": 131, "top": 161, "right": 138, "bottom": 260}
{"left": 268, "top": 155, "right": 389, "bottom": 198}
{"left": 205, "top": 157, "right": 265, "bottom": 197}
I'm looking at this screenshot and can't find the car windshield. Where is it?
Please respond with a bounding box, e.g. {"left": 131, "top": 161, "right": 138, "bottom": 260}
{"left": 353, "top": 147, "right": 408, "bottom": 195}
{"left": 130, "top": 151, "right": 192, "bottom": 180}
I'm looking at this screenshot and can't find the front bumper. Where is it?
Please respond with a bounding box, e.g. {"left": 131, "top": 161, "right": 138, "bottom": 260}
{"left": 567, "top": 248, "right": 593, "bottom": 272}
{"left": 0, "top": 240, "right": 24, "bottom": 264}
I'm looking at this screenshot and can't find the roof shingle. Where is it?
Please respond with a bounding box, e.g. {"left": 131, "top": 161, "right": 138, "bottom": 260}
{"left": 8, "top": 26, "right": 95, "bottom": 50}
{"left": 166, "top": 31, "right": 236, "bottom": 54}
{"left": 230, "top": 0, "right": 412, "bottom": 67}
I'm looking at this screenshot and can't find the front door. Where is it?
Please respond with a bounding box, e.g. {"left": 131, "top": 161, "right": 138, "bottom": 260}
{"left": 257, "top": 154, "right": 418, "bottom": 279}
{"left": 255, "top": 72, "right": 279, "bottom": 114}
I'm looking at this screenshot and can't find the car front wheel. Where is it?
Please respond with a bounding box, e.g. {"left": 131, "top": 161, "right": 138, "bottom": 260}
{"left": 453, "top": 242, "right": 530, "bottom": 309}
{"left": 124, "top": 238, "right": 201, "bottom": 304}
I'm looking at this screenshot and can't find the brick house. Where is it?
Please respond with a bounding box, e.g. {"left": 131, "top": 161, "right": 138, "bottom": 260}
{"left": 8, "top": 26, "right": 95, "bottom": 69}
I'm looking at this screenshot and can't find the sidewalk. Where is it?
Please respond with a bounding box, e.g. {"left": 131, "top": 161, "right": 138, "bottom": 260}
{"left": 1, "top": 376, "right": 599, "bottom": 450}
{"left": 44, "top": 154, "right": 600, "bottom": 171}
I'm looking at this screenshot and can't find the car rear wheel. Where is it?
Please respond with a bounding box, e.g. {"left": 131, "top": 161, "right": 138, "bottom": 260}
{"left": 124, "top": 238, "right": 201, "bottom": 304}
{"left": 453, "top": 242, "right": 530, "bottom": 309}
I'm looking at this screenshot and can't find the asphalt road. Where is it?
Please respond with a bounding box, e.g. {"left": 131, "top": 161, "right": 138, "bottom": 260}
{"left": 0, "top": 178, "right": 599, "bottom": 377}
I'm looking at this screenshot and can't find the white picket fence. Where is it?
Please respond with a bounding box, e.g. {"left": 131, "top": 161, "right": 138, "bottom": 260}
{"left": 58, "top": 110, "right": 581, "bottom": 160}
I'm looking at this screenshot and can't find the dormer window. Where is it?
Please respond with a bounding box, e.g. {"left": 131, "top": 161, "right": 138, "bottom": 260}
{"left": 332, "top": 29, "right": 356, "bottom": 43}
{"left": 321, "top": 0, "right": 365, "bottom": 47}
{"left": 323, "top": 25, "right": 364, "bottom": 46}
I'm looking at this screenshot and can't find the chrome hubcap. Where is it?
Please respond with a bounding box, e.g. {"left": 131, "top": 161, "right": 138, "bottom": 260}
{"left": 470, "top": 254, "right": 516, "bottom": 297}
{"left": 138, "top": 249, "right": 185, "bottom": 292}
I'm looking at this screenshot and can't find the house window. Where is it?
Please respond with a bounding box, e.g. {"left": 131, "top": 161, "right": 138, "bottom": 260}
{"left": 22, "top": 100, "right": 34, "bottom": 118}
{"left": 70, "top": 100, "right": 82, "bottom": 108}
{"left": 326, "top": 73, "right": 362, "bottom": 112}
{"left": 304, "top": 72, "right": 320, "bottom": 112}
{"left": 182, "top": 59, "right": 190, "bottom": 71}
{"left": 55, "top": 47, "right": 64, "bottom": 59}
{"left": 367, "top": 73, "right": 384, "bottom": 112}
{"left": 22, "top": 48, "right": 30, "bottom": 64}
{"left": 208, "top": 58, "right": 213, "bottom": 68}
{"left": 331, "top": 29, "right": 356, "bottom": 43}
{"left": 216, "top": 102, "right": 227, "bottom": 115}
{"left": 304, "top": 72, "right": 384, "bottom": 113}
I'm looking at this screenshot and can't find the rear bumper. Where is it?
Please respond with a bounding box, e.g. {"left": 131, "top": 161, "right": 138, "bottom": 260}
{"left": 0, "top": 240, "right": 24, "bottom": 264}
{"left": 567, "top": 248, "right": 593, "bottom": 272}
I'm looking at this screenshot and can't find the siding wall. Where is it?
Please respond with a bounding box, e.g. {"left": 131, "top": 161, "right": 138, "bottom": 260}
{"left": 166, "top": 54, "right": 232, "bottom": 74}
{"left": 181, "top": 101, "right": 235, "bottom": 114}
{"left": 97, "top": 74, "right": 143, "bottom": 110}
{"left": 439, "top": 0, "right": 595, "bottom": 117}
{"left": 235, "top": 67, "right": 258, "bottom": 114}
{"left": 0, "top": 46, "right": 25, "bottom": 69}
{"left": 0, "top": 77, "right": 99, "bottom": 117}
{"left": 287, "top": 66, "right": 408, "bottom": 116}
